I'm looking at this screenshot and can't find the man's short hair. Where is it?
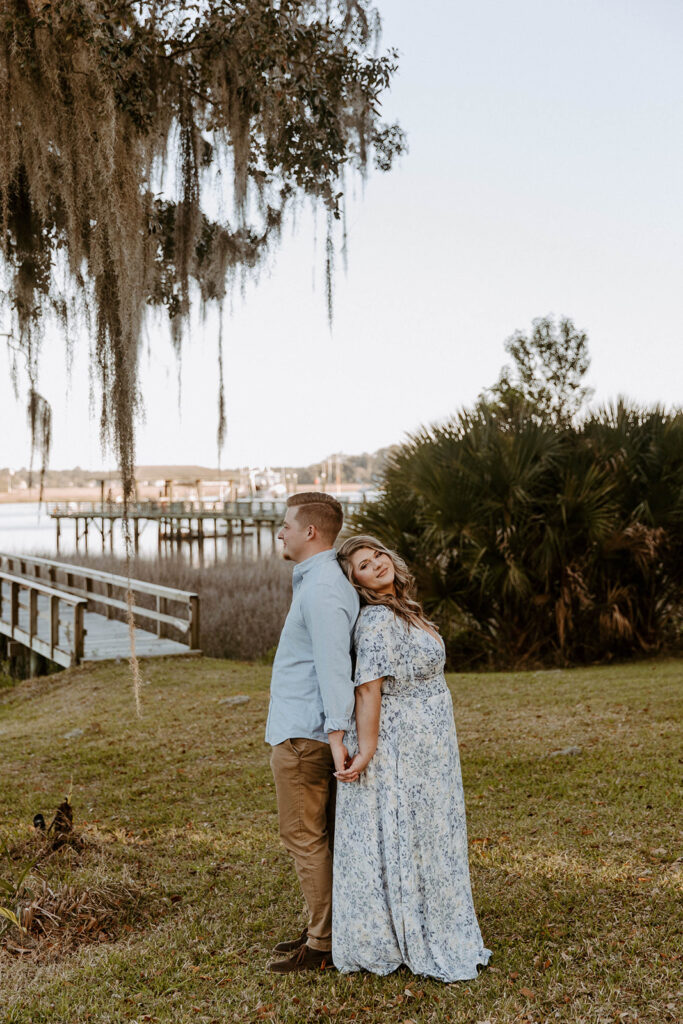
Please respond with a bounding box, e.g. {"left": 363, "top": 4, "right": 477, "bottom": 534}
{"left": 286, "top": 492, "right": 344, "bottom": 544}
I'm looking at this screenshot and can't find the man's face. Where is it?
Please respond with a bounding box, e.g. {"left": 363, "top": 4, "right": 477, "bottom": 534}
{"left": 277, "top": 506, "right": 311, "bottom": 562}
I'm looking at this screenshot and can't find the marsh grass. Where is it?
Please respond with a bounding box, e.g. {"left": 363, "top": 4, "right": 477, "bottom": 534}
{"left": 0, "top": 656, "right": 680, "bottom": 1023}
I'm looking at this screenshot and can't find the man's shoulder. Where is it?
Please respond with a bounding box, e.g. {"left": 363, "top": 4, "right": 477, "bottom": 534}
{"left": 302, "top": 556, "right": 359, "bottom": 608}
{"left": 308, "top": 555, "right": 355, "bottom": 589}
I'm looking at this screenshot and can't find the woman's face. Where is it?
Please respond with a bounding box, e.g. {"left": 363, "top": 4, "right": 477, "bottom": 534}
{"left": 349, "top": 546, "right": 396, "bottom": 595}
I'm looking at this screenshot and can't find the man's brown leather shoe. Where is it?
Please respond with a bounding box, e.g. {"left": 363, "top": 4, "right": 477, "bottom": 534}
{"left": 268, "top": 943, "right": 334, "bottom": 973}
{"left": 273, "top": 927, "right": 308, "bottom": 953}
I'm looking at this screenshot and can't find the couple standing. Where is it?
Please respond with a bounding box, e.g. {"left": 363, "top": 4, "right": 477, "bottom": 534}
{"left": 265, "top": 492, "right": 491, "bottom": 981}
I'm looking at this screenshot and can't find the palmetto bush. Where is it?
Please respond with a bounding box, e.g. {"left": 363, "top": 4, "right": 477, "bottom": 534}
{"left": 349, "top": 401, "right": 683, "bottom": 668}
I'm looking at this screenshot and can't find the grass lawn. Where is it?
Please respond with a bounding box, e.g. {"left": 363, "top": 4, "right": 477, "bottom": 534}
{"left": 0, "top": 656, "right": 680, "bottom": 1024}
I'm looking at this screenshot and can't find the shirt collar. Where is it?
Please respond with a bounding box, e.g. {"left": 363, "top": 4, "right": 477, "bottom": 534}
{"left": 292, "top": 548, "right": 337, "bottom": 582}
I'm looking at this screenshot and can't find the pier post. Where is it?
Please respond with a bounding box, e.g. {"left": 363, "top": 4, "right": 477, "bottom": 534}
{"left": 134, "top": 518, "right": 139, "bottom": 554}
{"left": 50, "top": 595, "right": 59, "bottom": 658}
{"left": 189, "top": 594, "right": 200, "bottom": 651}
{"left": 10, "top": 582, "right": 18, "bottom": 637}
{"left": 73, "top": 602, "right": 84, "bottom": 665}
{"left": 29, "top": 589, "right": 38, "bottom": 642}
{"left": 56, "top": 517, "right": 61, "bottom": 554}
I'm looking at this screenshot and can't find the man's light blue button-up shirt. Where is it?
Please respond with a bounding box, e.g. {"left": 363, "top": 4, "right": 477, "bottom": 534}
{"left": 265, "top": 549, "right": 360, "bottom": 746}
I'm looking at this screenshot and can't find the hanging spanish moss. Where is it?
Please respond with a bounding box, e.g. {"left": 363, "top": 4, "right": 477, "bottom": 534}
{"left": 1, "top": 0, "right": 405, "bottom": 499}
{"left": 26, "top": 387, "right": 51, "bottom": 500}
{"left": 216, "top": 300, "right": 227, "bottom": 464}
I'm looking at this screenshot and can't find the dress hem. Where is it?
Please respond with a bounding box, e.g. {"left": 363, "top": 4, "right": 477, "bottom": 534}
{"left": 334, "top": 945, "right": 493, "bottom": 983}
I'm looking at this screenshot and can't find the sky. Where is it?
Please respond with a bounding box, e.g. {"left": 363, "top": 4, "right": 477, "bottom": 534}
{"left": 2, "top": 0, "right": 683, "bottom": 472}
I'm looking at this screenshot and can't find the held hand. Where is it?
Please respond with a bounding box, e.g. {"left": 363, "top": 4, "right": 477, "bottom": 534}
{"left": 334, "top": 742, "right": 351, "bottom": 774}
{"left": 334, "top": 751, "right": 372, "bottom": 782}
{"left": 328, "top": 733, "right": 350, "bottom": 774}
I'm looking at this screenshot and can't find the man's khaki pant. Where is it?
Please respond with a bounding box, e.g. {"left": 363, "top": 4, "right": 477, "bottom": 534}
{"left": 270, "top": 738, "right": 336, "bottom": 952}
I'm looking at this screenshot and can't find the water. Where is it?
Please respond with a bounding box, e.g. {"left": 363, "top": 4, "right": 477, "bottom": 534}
{"left": 0, "top": 503, "right": 67, "bottom": 556}
{"left": 0, "top": 493, "right": 373, "bottom": 565}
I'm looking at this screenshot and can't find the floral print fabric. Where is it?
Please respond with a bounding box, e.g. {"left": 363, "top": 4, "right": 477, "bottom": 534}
{"left": 332, "top": 604, "right": 492, "bottom": 982}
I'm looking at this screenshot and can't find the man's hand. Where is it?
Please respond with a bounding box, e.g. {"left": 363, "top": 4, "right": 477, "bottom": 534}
{"left": 328, "top": 729, "right": 350, "bottom": 774}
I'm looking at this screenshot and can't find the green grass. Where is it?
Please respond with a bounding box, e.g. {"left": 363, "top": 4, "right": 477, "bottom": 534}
{"left": 0, "top": 657, "right": 681, "bottom": 1023}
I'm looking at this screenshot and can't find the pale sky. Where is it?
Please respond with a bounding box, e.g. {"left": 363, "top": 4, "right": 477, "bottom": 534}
{"left": 2, "top": 0, "right": 682, "bottom": 472}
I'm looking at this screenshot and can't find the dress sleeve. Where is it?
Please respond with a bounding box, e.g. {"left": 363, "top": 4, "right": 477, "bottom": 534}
{"left": 354, "top": 607, "right": 396, "bottom": 686}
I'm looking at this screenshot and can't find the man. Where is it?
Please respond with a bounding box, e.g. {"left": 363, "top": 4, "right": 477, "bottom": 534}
{"left": 265, "top": 492, "right": 359, "bottom": 973}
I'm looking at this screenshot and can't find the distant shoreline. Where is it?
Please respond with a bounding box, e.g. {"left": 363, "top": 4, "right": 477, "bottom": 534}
{"left": 0, "top": 482, "right": 364, "bottom": 504}
{"left": 0, "top": 487, "right": 159, "bottom": 504}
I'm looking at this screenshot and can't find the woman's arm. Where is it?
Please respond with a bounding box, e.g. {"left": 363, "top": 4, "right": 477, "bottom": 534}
{"left": 334, "top": 678, "right": 382, "bottom": 782}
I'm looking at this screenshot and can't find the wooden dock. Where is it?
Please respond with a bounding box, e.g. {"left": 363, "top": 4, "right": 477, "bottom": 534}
{"left": 48, "top": 498, "right": 363, "bottom": 555}
{"left": 0, "top": 553, "right": 200, "bottom": 672}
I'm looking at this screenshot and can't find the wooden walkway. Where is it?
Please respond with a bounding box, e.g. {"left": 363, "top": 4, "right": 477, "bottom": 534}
{"left": 0, "top": 554, "right": 200, "bottom": 669}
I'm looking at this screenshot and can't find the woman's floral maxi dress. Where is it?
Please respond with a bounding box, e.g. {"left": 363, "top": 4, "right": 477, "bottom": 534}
{"left": 332, "top": 604, "right": 492, "bottom": 982}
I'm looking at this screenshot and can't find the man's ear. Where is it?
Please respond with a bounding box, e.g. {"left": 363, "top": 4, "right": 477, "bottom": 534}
{"left": 306, "top": 523, "right": 317, "bottom": 540}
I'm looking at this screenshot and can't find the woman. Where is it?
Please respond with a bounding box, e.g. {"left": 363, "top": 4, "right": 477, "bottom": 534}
{"left": 330, "top": 535, "right": 492, "bottom": 982}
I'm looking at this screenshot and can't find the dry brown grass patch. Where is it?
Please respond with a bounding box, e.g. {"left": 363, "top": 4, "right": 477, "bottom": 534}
{"left": 1, "top": 874, "right": 145, "bottom": 962}
{"left": 1, "top": 823, "right": 154, "bottom": 965}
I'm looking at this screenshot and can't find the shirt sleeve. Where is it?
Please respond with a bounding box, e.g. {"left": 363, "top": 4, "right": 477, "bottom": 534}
{"left": 301, "top": 581, "right": 357, "bottom": 734}
{"left": 354, "top": 607, "right": 396, "bottom": 686}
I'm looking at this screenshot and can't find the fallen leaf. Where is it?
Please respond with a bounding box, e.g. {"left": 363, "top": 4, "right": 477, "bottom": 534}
{"left": 519, "top": 987, "right": 535, "bottom": 1000}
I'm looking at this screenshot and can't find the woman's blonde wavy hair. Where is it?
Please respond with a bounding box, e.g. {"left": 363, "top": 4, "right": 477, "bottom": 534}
{"left": 337, "top": 534, "right": 432, "bottom": 628}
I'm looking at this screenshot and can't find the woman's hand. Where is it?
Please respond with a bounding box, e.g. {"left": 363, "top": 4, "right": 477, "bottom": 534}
{"left": 334, "top": 750, "right": 373, "bottom": 782}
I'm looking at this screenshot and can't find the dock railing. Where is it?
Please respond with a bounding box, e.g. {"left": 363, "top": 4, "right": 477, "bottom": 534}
{"left": 0, "top": 553, "right": 200, "bottom": 651}
{"left": 0, "top": 569, "right": 87, "bottom": 668}
{"left": 47, "top": 497, "right": 363, "bottom": 518}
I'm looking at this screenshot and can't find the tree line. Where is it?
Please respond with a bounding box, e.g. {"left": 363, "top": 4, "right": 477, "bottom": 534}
{"left": 350, "top": 318, "right": 682, "bottom": 668}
